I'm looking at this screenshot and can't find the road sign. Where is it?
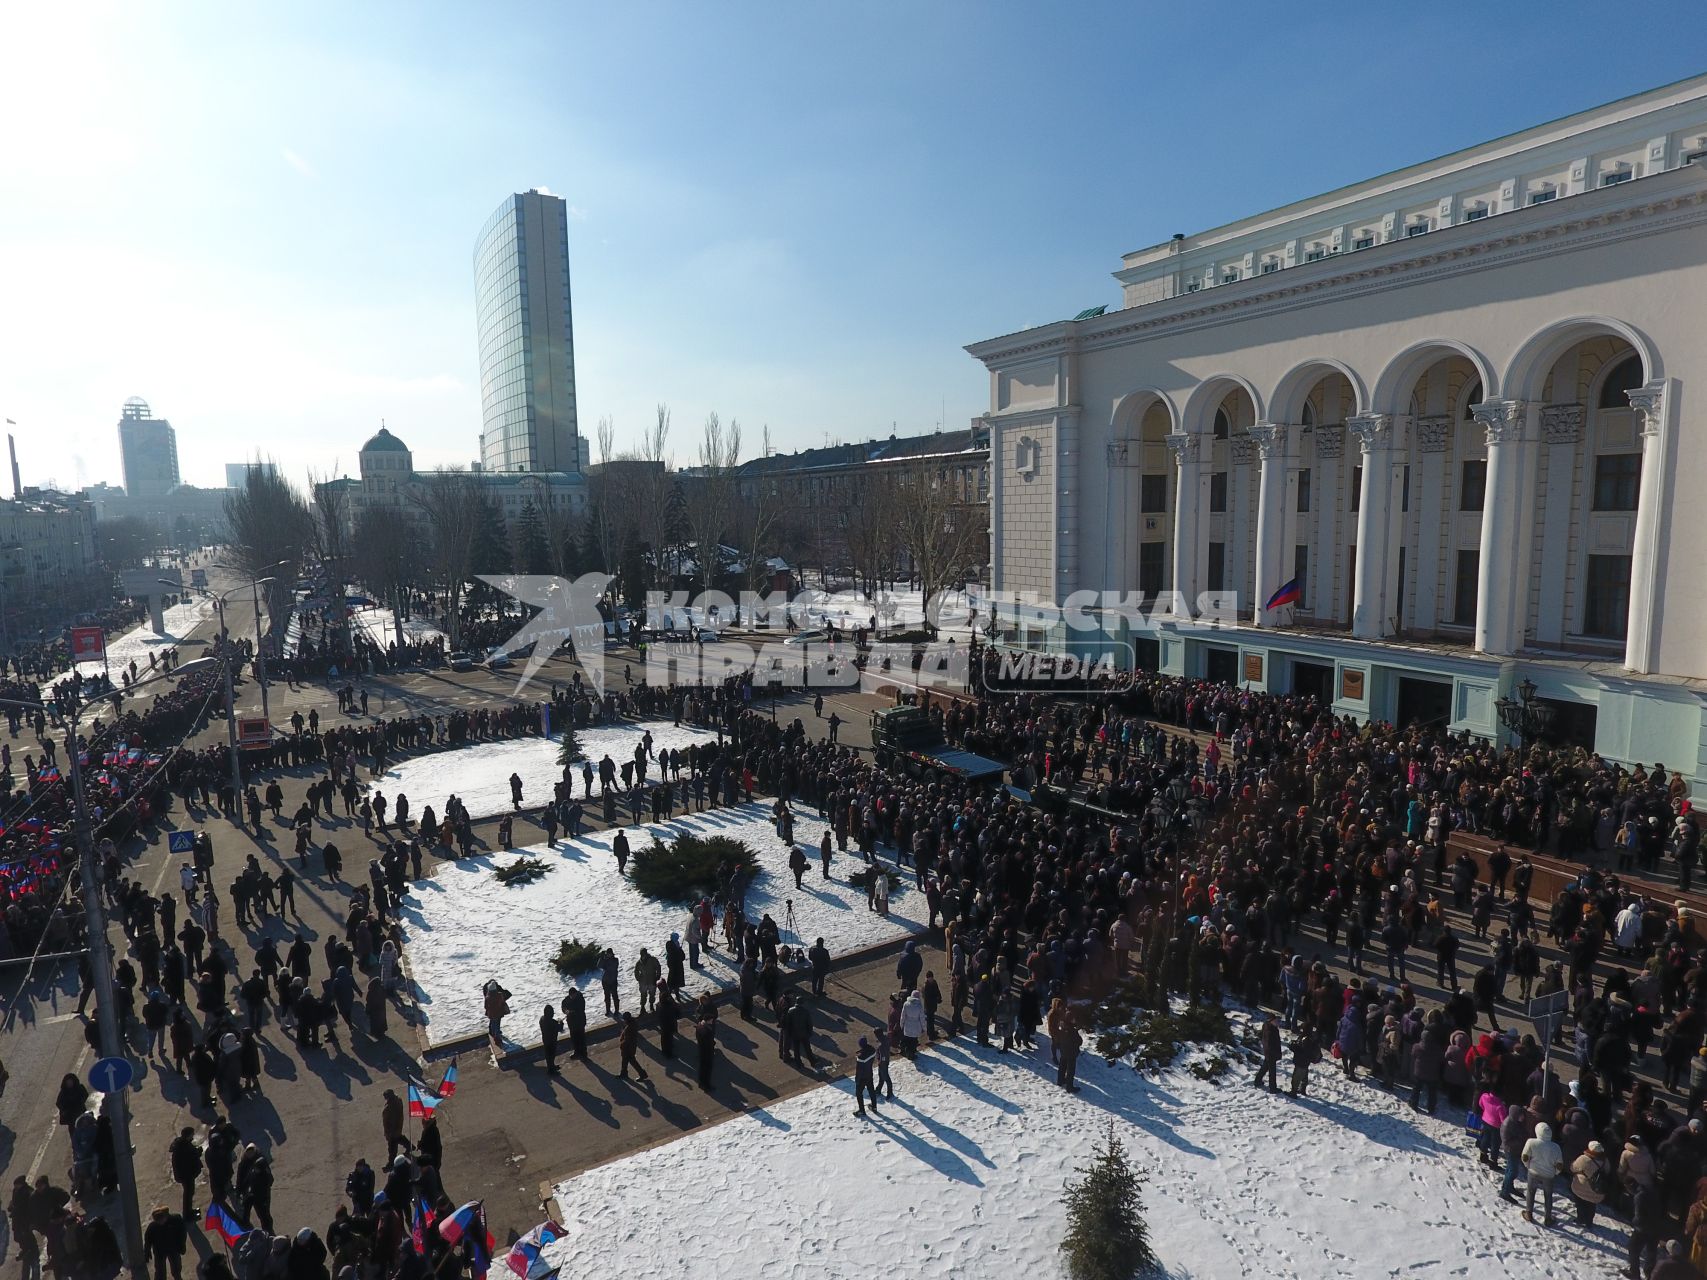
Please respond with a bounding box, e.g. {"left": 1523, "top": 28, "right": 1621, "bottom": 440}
{"left": 1527, "top": 991, "right": 1569, "bottom": 1019}
{"left": 167, "top": 831, "right": 196, "bottom": 854}
{"left": 236, "top": 716, "right": 272, "bottom": 748}
{"left": 88, "top": 1056, "right": 134, "bottom": 1094}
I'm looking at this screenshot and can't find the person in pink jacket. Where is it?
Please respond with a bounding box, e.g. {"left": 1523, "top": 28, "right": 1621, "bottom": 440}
{"left": 1476, "top": 1088, "right": 1508, "bottom": 1166}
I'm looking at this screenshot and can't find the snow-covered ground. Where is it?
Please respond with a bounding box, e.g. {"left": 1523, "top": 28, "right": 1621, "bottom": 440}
{"left": 351, "top": 606, "right": 446, "bottom": 650}
{"left": 80, "top": 597, "right": 216, "bottom": 678}
{"left": 790, "top": 586, "right": 981, "bottom": 635}
{"left": 374, "top": 721, "right": 721, "bottom": 821}
{"left": 546, "top": 1021, "right": 1606, "bottom": 1280}
{"left": 399, "top": 802, "right": 922, "bottom": 1047}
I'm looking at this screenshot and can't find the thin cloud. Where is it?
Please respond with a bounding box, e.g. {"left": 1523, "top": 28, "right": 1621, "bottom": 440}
{"left": 282, "top": 148, "right": 317, "bottom": 178}
{"left": 567, "top": 204, "right": 589, "bottom": 221}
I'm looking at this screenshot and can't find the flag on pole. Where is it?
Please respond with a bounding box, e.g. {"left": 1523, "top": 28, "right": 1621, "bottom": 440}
{"left": 407, "top": 1080, "right": 442, "bottom": 1118}
{"left": 505, "top": 1221, "right": 565, "bottom": 1279}
{"left": 1264, "top": 577, "right": 1304, "bottom": 611}
{"left": 410, "top": 1196, "right": 434, "bottom": 1254}
{"left": 203, "top": 1202, "right": 248, "bottom": 1247}
{"left": 438, "top": 1058, "right": 459, "bottom": 1097}
{"left": 438, "top": 1200, "right": 496, "bottom": 1279}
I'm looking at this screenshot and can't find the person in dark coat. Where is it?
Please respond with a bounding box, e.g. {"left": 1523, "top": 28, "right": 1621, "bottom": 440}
{"left": 656, "top": 984, "right": 678, "bottom": 1058}
{"left": 416, "top": 1117, "right": 442, "bottom": 1171}
{"left": 344, "top": 1157, "right": 375, "bottom": 1217}
{"left": 695, "top": 1008, "right": 717, "bottom": 1091}
{"left": 167, "top": 1129, "right": 202, "bottom": 1218}
{"left": 562, "top": 989, "right": 588, "bottom": 1060}
{"left": 617, "top": 1013, "right": 650, "bottom": 1082}
{"left": 54, "top": 1074, "right": 87, "bottom": 1128}
{"left": 539, "top": 1005, "right": 563, "bottom": 1072}
{"left": 144, "top": 1206, "right": 188, "bottom": 1280}
{"left": 1253, "top": 1014, "right": 1283, "bottom": 1091}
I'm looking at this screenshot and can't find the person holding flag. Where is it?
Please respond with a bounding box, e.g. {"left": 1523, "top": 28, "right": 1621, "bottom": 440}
{"left": 437, "top": 1200, "right": 495, "bottom": 1280}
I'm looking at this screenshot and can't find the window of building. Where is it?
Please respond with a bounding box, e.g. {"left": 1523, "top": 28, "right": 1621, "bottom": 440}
{"left": 1353, "top": 235, "right": 1376, "bottom": 250}
{"left": 1350, "top": 465, "right": 1362, "bottom": 512}
{"left": 1459, "top": 459, "right": 1487, "bottom": 511}
{"left": 1184, "top": 280, "right": 1200, "bottom": 293}
{"left": 1592, "top": 452, "right": 1641, "bottom": 511}
{"left": 1213, "top": 409, "right": 1230, "bottom": 441}
{"left": 1528, "top": 187, "right": 1557, "bottom": 205}
{"left": 1221, "top": 268, "right": 1240, "bottom": 284}
{"left": 1463, "top": 204, "right": 1490, "bottom": 221}
{"left": 1599, "top": 168, "right": 1633, "bottom": 186}
{"left": 1292, "top": 545, "right": 1309, "bottom": 608}
{"left": 1453, "top": 549, "right": 1479, "bottom": 626}
{"left": 1304, "top": 247, "right": 1326, "bottom": 262}
{"left": 1140, "top": 473, "right": 1168, "bottom": 513}
{"left": 1406, "top": 220, "right": 1431, "bottom": 237}
{"left": 1207, "top": 541, "right": 1225, "bottom": 592}
{"left": 1463, "top": 382, "right": 1482, "bottom": 418}
{"left": 1582, "top": 553, "right": 1632, "bottom": 640}
{"left": 1261, "top": 259, "right": 1280, "bottom": 275}
{"left": 1598, "top": 354, "right": 1643, "bottom": 407}
{"left": 1686, "top": 148, "right": 1707, "bottom": 166}
{"left": 1138, "top": 542, "right": 1165, "bottom": 597}
{"left": 1296, "top": 468, "right": 1311, "bottom": 513}
{"left": 1209, "top": 471, "right": 1228, "bottom": 513}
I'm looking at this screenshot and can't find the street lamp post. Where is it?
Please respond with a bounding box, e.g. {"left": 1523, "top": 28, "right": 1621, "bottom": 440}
{"left": 171, "top": 579, "right": 267, "bottom": 823}
{"left": 1495, "top": 676, "right": 1554, "bottom": 751}
{"left": 204, "top": 563, "right": 286, "bottom": 722}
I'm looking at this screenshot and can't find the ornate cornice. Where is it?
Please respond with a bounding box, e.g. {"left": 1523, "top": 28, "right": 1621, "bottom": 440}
{"left": 1471, "top": 400, "right": 1529, "bottom": 446}
{"left": 1346, "top": 413, "right": 1393, "bottom": 456}
{"left": 1248, "top": 422, "right": 1289, "bottom": 461}
{"left": 1626, "top": 382, "right": 1666, "bottom": 439}
{"left": 1541, "top": 402, "right": 1585, "bottom": 445}
{"left": 1313, "top": 426, "right": 1345, "bottom": 461}
{"left": 1413, "top": 415, "right": 1453, "bottom": 454}
{"left": 965, "top": 172, "right": 1707, "bottom": 369}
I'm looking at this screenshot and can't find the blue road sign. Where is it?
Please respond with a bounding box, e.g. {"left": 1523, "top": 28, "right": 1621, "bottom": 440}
{"left": 88, "top": 1056, "right": 134, "bottom": 1094}
{"left": 167, "top": 831, "right": 195, "bottom": 854}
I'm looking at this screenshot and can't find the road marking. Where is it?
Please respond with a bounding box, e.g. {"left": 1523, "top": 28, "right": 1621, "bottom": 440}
{"left": 28, "top": 1044, "right": 90, "bottom": 1181}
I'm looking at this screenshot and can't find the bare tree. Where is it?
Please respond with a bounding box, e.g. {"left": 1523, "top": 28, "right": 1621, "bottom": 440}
{"left": 736, "top": 425, "right": 786, "bottom": 607}
{"left": 222, "top": 462, "right": 313, "bottom": 642}
{"left": 889, "top": 463, "right": 985, "bottom": 635}
{"left": 682, "top": 411, "right": 741, "bottom": 595}
{"left": 845, "top": 471, "right": 899, "bottom": 599}
{"left": 639, "top": 404, "right": 675, "bottom": 591}
{"left": 410, "top": 468, "right": 488, "bottom": 648}
{"left": 310, "top": 469, "right": 353, "bottom": 655}
{"left": 350, "top": 506, "right": 415, "bottom": 647}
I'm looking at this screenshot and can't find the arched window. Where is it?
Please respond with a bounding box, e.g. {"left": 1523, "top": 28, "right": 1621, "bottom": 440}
{"left": 1462, "top": 382, "right": 1481, "bottom": 419}
{"left": 1213, "top": 408, "right": 1230, "bottom": 441}
{"left": 1301, "top": 402, "right": 1315, "bottom": 428}
{"left": 1598, "top": 354, "right": 1643, "bottom": 408}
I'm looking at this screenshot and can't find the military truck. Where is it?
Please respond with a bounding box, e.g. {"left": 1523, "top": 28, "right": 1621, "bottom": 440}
{"left": 869, "top": 704, "right": 1006, "bottom": 785}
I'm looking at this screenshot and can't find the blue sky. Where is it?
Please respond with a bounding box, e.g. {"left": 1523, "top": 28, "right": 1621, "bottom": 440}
{"left": 0, "top": 2, "right": 1701, "bottom": 490}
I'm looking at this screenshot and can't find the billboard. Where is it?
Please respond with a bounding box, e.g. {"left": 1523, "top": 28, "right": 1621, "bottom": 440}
{"left": 68, "top": 626, "right": 106, "bottom": 663}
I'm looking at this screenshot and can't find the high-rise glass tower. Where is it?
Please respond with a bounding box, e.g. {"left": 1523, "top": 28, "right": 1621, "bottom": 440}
{"left": 117, "top": 397, "right": 180, "bottom": 497}
{"left": 474, "top": 189, "right": 583, "bottom": 474}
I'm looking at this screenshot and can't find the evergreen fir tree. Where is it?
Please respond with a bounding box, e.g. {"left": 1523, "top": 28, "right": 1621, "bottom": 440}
{"left": 1059, "top": 1120, "right": 1158, "bottom": 1280}
{"left": 556, "top": 725, "right": 581, "bottom": 771}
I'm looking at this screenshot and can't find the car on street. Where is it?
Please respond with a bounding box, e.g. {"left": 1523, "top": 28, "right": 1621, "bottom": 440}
{"left": 784, "top": 629, "right": 828, "bottom": 647}
{"left": 486, "top": 648, "right": 514, "bottom": 669}
{"left": 448, "top": 651, "right": 475, "bottom": 672}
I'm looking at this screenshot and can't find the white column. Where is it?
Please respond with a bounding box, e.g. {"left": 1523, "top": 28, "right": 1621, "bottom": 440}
{"left": 1471, "top": 400, "right": 1533, "bottom": 655}
{"left": 1534, "top": 404, "right": 1583, "bottom": 646}
{"left": 1348, "top": 413, "right": 1396, "bottom": 640}
{"left": 1250, "top": 423, "right": 1289, "bottom": 625}
{"left": 1054, "top": 411, "right": 1080, "bottom": 608}
{"left": 1228, "top": 437, "right": 1255, "bottom": 610}
{"left": 1166, "top": 431, "right": 1203, "bottom": 617}
{"left": 1625, "top": 381, "right": 1671, "bottom": 673}
{"left": 1313, "top": 427, "right": 1343, "bottom": 623}
{"left": 1408, "top": 416, "right": 1451, "bottom": 633}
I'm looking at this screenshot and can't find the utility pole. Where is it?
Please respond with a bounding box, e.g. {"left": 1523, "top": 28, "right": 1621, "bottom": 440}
{"left": 66, "top": 727, "right": 146, "bottom": 1279}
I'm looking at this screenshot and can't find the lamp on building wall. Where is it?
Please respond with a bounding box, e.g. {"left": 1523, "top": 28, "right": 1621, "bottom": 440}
{"left": 1495, "top": 676, "right": 1554, "bottom": 749}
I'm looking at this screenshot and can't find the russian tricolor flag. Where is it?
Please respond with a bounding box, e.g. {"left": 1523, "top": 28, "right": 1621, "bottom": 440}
{"left": 407, "top": 1081, "right": 441, "bottom": 1119}
{"left": 203, "top": 1202, "right": 248, "bottom": 1247}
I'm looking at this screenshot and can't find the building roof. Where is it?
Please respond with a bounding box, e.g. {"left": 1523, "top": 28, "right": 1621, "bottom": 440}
{"left": 735, "top": 427, "right": 988, "bottom": 478}
{"left": 361, "top": 427, "right": 410, "bottom": 454}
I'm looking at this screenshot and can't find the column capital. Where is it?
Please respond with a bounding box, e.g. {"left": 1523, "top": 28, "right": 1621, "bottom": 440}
{"left": 1413, "top": 415, "right": 1453, "bottom": 453}
{"left": 1471, "top": 399, "right": 1530, "bottom": 446}
{"left": 1346, "top": 413, "right": 1393, "bottom": 455}
{"left": 1540, "top": 403, "right": 1585, "bottom": 445}
{"left": 1164, "top": 431, "right": 1201, "bottom": 465}
{"left": 1626, "top": 382, "right": 1666, "bottom": 439}
{"left": 1248, "top": 422, "right": 1290, "bottom": 461}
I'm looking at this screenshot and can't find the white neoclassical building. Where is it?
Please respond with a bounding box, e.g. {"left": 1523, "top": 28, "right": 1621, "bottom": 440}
{"left": 967, "top": 74, "right": 1707, "bottom": 782}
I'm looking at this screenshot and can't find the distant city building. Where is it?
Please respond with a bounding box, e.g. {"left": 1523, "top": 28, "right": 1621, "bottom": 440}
{"left": 117, "top": 397, "right": 180, "bottom": 498}
{"left": 326, "top": 425, "right": 585, "bottom": 536}
{"left": 0, "top": 488, "right": 101, "bottom": 639}
{"left": 225, "top": 461, "right": 280, "bottom": 489}
{"left": 474, "top": 189, "right": 587, "bottom": 475}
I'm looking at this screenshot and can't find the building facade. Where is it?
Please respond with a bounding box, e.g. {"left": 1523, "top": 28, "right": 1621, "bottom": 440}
{"left": 474, "top": 190, "right": 586, "bottom": 475}
{"left": 225, "top": 461, "right": 280, "bottom": 489}
{"left": 0, "top": 488, "right": 100, "bottom": 641}
{"left": 335, "top": 426, "right": 585, "bottom": 535}
{"left": 967, "top": 75, "right": 1707, "bottom": 786}
{"left": 117, "top": 397, "right": 180, "bottom": 498}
